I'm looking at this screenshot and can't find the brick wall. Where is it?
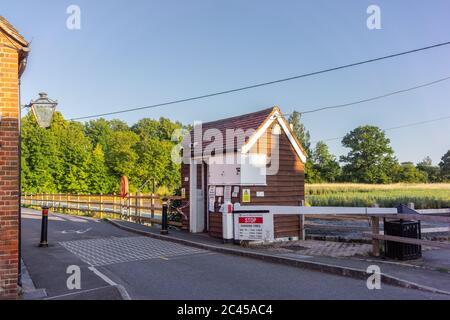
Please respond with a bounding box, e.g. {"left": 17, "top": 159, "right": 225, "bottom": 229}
{"left": 0, "top": 31, "right": 21, "bottom": 299}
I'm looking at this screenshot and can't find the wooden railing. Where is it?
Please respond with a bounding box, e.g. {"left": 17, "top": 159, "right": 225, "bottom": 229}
{"left": 21, "top": 193, "right": 185, "bottom": 228}
{"left": 234, "top": 203, "right": 450, "bottom": 255}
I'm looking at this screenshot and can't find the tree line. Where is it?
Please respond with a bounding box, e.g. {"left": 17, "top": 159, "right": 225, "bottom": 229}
{"left": 288, "top": 111, "right": 450, "bottom": 184}
{"left": 21, "top": 112, "right": 183, "bottom": 194}
{"left": 21, "top": 111, "right": 450, "bottom": 195}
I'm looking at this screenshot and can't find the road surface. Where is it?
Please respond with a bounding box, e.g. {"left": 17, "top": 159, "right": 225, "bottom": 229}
{"left": 21, "top": 208, "right": 449, "bottom": 300}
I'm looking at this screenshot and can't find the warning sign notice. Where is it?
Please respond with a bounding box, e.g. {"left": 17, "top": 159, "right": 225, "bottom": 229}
{"left": 234, "top": 213, "right": 274, "bottom": 241}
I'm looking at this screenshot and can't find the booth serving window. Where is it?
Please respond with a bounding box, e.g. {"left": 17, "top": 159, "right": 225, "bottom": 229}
{"left": 208, "top": 153, "right": 267, "bottom": 186}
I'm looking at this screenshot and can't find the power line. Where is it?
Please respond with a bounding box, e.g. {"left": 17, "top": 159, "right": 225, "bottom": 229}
{"left": 289, "top": 75, "right": 450, "bottom": 115}
{"left": 314, "top": 115, "right": 450, "bottom": 144}
{"left": 70, "top": 41, "right": 450, "bottom": 121}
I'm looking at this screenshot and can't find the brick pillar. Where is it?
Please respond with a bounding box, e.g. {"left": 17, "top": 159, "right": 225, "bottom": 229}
{"left": 0, "top": 20, "right": 27, "bottom": 299}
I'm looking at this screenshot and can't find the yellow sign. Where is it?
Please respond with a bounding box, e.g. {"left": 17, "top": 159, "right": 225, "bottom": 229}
{"left": 242, "top": 189, "right": 251, "bottom": 203}
{"left": 181, "top": 188, "right": 186, "bottom": 199}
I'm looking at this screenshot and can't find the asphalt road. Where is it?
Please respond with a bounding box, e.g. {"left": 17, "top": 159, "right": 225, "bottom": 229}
{"left": 21, "top": 208, "right": 450, "bottom": 300}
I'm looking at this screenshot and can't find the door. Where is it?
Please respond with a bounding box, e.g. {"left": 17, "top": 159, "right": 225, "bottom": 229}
{"left": 189, "top": 159, "right": 205, "bottom": 233}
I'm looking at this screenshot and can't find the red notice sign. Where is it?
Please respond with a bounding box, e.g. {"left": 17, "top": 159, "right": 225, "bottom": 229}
{"left": 239, "top": 217, "right": 263, "bottom": 224}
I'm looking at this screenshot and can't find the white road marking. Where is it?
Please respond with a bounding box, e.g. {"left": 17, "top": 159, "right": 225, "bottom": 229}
{"left": 88, "top": 266, "right": 117, "bottom": 286}
{"left": 61, "top": 228, "right": 92, "bottom": 234}
{"left": 87, "top": 266, "right": 131, "bottom": 300}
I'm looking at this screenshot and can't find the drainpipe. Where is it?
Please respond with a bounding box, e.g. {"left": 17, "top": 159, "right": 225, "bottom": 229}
{"left": 17, "top": 46, "right": 29, "bottom": 287}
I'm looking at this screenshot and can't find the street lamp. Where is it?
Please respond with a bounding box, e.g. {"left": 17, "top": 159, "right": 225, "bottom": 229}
{"left": 24, "top": 92, "right": 58, "bottom": 249}
{"left": 28, "top": 92, "right": 57, "bottom": 128}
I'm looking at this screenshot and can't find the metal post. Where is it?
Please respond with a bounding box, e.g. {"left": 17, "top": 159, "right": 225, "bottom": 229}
{"left": 161, "top": 197, "right": 168, "bottom": 235}
{"left": 39, "top": 206, "right": 49, "bottom": 247}
{"left": 150, "top": 193, "right": 155, "bottom": 221}
{"left": 128, "top": 193, "right": 133, "bottom": 222}
{"left": 120, "top": 195, "right": 123, "bottom": 219}
{"left": 371, "top": 216, "right": 381, "bottom": 257}
{"left": 88, "top": 193, "right": 91, "bottom": 214}
{"left": 139, "top": 192, "right": 143, "bottom": 224}
{"left": 136, "top": 192, "right": 140, "bottom": 224}
{"left": 100, "top": 193, "right": 103, "bottom": 219}
{"left": 113, "top": 193, "right": 117, "bottom": 218}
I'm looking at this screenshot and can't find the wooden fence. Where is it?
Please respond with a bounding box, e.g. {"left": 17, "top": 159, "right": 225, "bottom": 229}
{"left": 21, "top": 193, "right": 185, "bottom": 228}
{"left": 233, "top": 203, "right": 450, "bottom": 256}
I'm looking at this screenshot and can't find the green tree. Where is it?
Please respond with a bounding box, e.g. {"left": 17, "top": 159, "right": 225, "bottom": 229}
{"left": 84, "top": 118, "right": 113, "bottom": 152}
{"left": 51, "top": 114, "right": 92, "bottom": 193}
{"left": 439, "top": 150, "right": 450, "bottom": 181}
{"left": 416, "top": 156, "right": 441, "bottom": 183}
{"left": 132, "top": 117, "right": 183, "bottom": 191}
{"left": 288, "top": 111, "right": 311, "bottom": 154}
{"left": 22, "top": 112, "right": 185, "bottom": 195}
{"left": 87, "top": 144, "right": 114, "bottom": 193}
{"left": 21, "top": 112, "right": 58, "bottom": 192}
{"left": 105, "top": 130, "right": 139, "bottom": 188}
{"left": 340, "top": 125, "right": 397, "bottom": 184}
{"left": 309, "top": 141, "right": 341, "bottom": 182}
{"left": 288, "top": 111, "right": 313, "bottom": 182}
{"left": 395, "top": 162, "right": 427, "bottom": 183}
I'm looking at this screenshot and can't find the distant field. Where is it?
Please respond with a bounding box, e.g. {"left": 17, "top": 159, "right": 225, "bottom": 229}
{"left": 305, "top": 183, "right": 450, "bottom": 209}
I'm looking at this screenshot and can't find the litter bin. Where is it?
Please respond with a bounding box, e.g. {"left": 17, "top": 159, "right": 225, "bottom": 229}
{"left": 384, "top": 219, "right": 422, "bottom": 260}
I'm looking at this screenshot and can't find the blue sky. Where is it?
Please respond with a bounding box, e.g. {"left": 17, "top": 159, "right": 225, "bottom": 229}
{"left": 3, "top": 0, "right": 450, "bottom": 164}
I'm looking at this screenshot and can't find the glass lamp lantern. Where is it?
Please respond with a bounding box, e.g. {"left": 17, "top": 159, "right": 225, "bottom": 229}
{"left": 29, "top": 92, "right": 57, "bottom": 128}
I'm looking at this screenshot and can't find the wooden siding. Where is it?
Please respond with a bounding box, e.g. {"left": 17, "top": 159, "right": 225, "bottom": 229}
{"left": 208, "top": 213, "right": 223, "bottom": 238}
{"left": 181, "top": 118, "right": 305, "bottom": 239}
{"left": 241, "top": 122, "right": 304, "bottom": 238}
{"left": 242, "top": 123, "right": 305, "bottom": 206}
{"left": 274, "top": 215, "right": 301, "bottom": 239}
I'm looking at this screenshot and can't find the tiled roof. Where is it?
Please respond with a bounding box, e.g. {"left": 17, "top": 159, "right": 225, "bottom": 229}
{"left": 191, "top": 106, "right": 279, "bottom": 154}
{"left": 0, "top": 16, "right": 28, "bottom": 47}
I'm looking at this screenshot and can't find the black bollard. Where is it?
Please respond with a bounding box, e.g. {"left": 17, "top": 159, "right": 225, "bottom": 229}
{"left": 39, "top": 206, "right": 49, "bottom": 247}
{"left": 161, "top": 197, "right": 168, "bottom": 235}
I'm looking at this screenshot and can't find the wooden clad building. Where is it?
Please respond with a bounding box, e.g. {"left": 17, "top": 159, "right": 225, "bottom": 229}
{"left": 180, "top": 106, "right": 307, "bottom": 240}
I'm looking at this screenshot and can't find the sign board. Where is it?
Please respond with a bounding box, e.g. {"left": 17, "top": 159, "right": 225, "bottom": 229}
{"left": 208, "top": 186, "right": 216, "bottom": 212}
{"left": 120, "top": 176, "right": 129, "bottom": 198}
{"left": 208, "top": 154, "right": 240, "bottom": 185}
{"left": 224, "top": 186, "right": 232, "bottom": 203}
{"left": 215, "top": 186, "right": 224, "bottom": 197}
{"left": 232, "top": 186, "right": 239, "bottom": 198}
{"left": 242, "top": 189, "right": 251, "bottom": 203}
{"left": 240, "top": 154, "right": 267, "bottom": 186}
{"left": 234, "top": 212, "right": 274, "bottom": 241}
{"left": 207, "top": 153, "right": 266, "bottom": 186}
{"left": 181, "top": 188, "right": 186, "bottom": 199}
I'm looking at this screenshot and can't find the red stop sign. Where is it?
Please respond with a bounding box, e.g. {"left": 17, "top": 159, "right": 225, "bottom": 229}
{"left": 239, "top": 217, "right": 263, "bottom": 224}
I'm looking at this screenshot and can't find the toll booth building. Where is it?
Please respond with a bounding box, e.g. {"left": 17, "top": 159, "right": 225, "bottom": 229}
{"left": 180, "top": 106, "right": 307, "bottom": 241}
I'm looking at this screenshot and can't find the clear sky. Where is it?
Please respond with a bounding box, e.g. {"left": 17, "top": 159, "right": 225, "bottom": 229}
{"left": 3, "top": 0, "right": 450, "bottom": 164}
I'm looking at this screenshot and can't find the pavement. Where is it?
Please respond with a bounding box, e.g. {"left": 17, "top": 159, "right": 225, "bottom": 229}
{"left": 21, "top": 208, "right": 450, "bottom": 300}
{"left": 107, "top": 217, "right": 450, "bottom": 295}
